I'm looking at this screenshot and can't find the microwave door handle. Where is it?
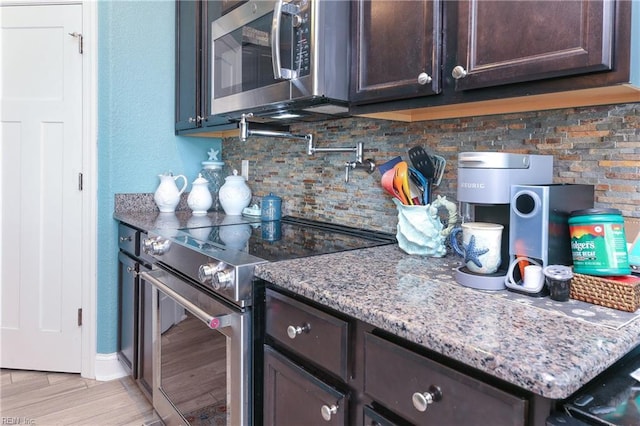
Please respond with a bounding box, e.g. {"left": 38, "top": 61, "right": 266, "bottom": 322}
{"left": 271, "top": 0, "right": 284, "bottom": 80}
{"left": 271, "top": 0, "right": 297, "bottom": 80}
{"left": 141, "top": 271, "right": 233, "bottom": 330}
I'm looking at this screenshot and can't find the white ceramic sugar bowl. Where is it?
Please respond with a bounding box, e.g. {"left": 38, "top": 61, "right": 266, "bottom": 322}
{"left": 218, "top": 169, "right": 251, "bottom": 215}
{"left": 187, "top": 173, "right": 213, "bottom": 215}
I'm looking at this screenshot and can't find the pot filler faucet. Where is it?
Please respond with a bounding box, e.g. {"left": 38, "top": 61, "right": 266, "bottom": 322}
{"left": 239, "top": 113, "right": 375, "bottom": 182}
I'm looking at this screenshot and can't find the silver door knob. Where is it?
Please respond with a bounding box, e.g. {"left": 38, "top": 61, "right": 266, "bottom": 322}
{"left": 451, "top": 65, "right": 468, "bottom": 80}
{"left": 417, "top": 72, "right": 432, "bottom": 85}
{"left": 119, "top": 236, "right": 132, "bottom": 242}
{"left": 286, "top": 324, "right": 309, "bottom": 339}
{"left": 412, "top": 385, "right": 443, "bottom": 412}
{"left": 321, "top": 404, "right": 338, "bottom": 421}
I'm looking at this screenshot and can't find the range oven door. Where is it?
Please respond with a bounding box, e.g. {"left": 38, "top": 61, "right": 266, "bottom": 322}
{"left": 140, "top": 269, "right": 251, "bottom": 426}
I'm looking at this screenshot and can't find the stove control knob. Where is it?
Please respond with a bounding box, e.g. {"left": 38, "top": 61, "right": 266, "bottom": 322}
{"left": 141, "top": 237, "right": 155, "bottom": 254}
{"left": 213, "top": 269, "right": 234, "bottom": 291}
{"left": 198, "top": 263, "right": 221, "bottom": 283}
{"left": 142, "top": 237, "right": 170, "bottom": 255}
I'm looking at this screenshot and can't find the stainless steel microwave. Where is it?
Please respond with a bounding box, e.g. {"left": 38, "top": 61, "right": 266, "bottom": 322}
{"left": 211, "top": 0, "right": 350, "bottom": 123}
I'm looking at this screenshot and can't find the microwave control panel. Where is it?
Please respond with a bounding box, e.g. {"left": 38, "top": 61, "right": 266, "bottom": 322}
{"left": 293, "top": 8, "right": 310, "bottom": 76}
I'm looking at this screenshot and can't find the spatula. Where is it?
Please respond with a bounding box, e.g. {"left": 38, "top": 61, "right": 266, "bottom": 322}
{"left": 408, "top": 146, "right": 434, "bottom": 203}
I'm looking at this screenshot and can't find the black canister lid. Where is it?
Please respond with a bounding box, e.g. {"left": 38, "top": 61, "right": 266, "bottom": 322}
{"left": 570, "top": 208, "right": 622, "bottom": 217}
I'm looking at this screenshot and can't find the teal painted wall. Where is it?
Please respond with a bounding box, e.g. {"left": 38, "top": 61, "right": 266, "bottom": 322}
{"left": 97, "top": 0, "right": 221, "bottom": 353}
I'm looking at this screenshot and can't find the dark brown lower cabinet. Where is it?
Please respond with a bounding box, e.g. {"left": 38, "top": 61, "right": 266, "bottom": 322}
{"left": 263, "top": 345, "right": 347, "bottom": 426}
{"left": 262, "top": 287, "right": 546, "bottom": 424}
{"left": 364, "top": 333, "right": 528, "bottom": 425}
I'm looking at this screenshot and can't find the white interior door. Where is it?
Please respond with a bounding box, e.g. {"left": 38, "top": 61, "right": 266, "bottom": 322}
{"left": 1, "top": 3, "right": 84, "bottom": 372}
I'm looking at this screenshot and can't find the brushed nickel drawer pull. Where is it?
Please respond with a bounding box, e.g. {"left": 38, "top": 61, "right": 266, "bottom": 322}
{"left": 320, "top": 404, "right": 338, "bottom": 421}
{"left": 412, "top": 385, "right": 443, "bottom": 412}
{"left": 286, "top": 323, "right": 310, "bottom": 339}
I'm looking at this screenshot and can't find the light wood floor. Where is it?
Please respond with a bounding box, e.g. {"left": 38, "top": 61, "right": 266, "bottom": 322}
{"left": 0, "top": 368, "right": 161, "bottom": 425}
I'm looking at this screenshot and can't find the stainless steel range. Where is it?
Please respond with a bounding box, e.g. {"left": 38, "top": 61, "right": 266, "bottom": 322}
{"left": 140, "top": 216, "right": 395, "bottom": 426}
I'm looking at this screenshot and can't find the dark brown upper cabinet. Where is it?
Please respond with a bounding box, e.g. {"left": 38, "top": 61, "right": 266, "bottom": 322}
{"left": 453, "top": 0, "right": 615, "bottom": 91}
{"left": 350, "top": 0, "right": 442, "bottom": 104}
{"left": 175, "top": 0, "right": 236, "bottom": 134}
{"left": 350, "top": 0, "right": 633, "bottom": 118}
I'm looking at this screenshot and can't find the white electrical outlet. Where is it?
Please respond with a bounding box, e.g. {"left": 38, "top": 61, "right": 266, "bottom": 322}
{"left": 241, "top": 160, "right": 249, "bottom": 180}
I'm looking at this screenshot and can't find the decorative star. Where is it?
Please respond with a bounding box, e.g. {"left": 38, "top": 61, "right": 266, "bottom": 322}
{"left": 463, "top": 235, "right": 489, "bottom": 268}
{"left": 207, "top": 148, "right": 220, "bottom": 161}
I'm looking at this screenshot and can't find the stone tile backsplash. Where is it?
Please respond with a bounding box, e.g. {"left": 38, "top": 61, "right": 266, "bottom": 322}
{"left": 222, "top": 103, "right": 639, "bottom": 234}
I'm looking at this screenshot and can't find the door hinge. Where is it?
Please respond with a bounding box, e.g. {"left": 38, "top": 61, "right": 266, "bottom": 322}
{"left": 77, "top": 308, "right": 83, "bottom": 326}
{"left": 68, "top": 32, "right": 83, "bottom": 54}
{"left": 78, "top": 172, "right": 83, "bottom": 191}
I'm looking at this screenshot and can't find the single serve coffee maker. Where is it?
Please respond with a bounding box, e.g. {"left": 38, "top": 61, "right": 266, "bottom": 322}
{"left": 455, "top": 152, "right": 553, "bottom": 290}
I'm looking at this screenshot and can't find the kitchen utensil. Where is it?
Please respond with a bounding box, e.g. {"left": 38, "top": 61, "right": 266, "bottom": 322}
{"left": 393, "top": 162, "right": 411, "bottom": 205}
{"left": 378, "top": 156, "right": 402, "bottom": 175}
{"left": 408, "top": 167, "right": 429, "bottom": 205}
{"left": 431, "top": 154, "right": 446, "bottom": 187}
{"left": 381, "top": 169, "right": 404, "bottom": 203}
{"left": 408, "top": 146, "right": 434, "bottom": 178}
{"left": 408, "top": 146, "right": 434, "bottom": 203}
{"left": 408, "top": 179, "right": 422, "bottom": 205}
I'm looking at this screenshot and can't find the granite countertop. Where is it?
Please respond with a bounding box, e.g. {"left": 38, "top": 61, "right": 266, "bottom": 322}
{"left": 254, "top": 244, "right": 640, "bottom": 400}
{"left": 114, "top": 210, "right": 261, "bottom": 232}
{"left": 114, "top": 206, "right": 640, "bottom": 401}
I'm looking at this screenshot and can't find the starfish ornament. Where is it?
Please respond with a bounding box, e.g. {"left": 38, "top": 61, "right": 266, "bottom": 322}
{"left": 463, "top": 235, "right": 489, "bottom": 268}
{"left": 207, "top": 148, "right": 220, "bottom": 161}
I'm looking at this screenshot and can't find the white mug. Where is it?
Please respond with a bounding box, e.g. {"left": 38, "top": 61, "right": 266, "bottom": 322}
{"left": 450, "top": 222, "right": 503, "bottom": 274}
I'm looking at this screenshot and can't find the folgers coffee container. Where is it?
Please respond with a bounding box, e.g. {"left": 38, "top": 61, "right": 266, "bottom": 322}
{"left": 568, "top": 208, "right": 630, "bottom": 276}
{"left": 261, "top": 193, "right": 282, "bottom": 221}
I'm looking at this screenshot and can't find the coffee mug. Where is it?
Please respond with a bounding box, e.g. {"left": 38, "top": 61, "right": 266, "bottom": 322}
{"left": 450, "top": 222, "right": 504, "bottom": 274}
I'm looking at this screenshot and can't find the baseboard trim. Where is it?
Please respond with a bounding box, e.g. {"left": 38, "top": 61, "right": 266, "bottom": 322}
{"left": 94, "top": 352, "right": 128, "bottom": 381}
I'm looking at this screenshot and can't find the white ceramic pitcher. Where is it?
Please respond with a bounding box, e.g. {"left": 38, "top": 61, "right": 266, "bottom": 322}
{"left": 154, "top": 173, "right": 187, "bottom": 213}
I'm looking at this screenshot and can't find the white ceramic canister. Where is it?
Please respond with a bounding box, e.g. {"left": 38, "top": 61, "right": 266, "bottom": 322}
{"left": 218, "top": 169, "right": 252, "bottom": 215}
{"left": 187, "top": 173, "right": 213, "bottom": 215}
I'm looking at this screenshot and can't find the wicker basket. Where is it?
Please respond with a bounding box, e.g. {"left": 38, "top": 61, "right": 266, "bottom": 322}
{"left": 570, "top": 273, "right": 640, "bottom": 312}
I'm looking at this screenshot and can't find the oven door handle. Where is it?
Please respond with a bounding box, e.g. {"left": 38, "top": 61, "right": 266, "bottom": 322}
{"left": 140, "top": 271, "right": 233, "bottom": 330}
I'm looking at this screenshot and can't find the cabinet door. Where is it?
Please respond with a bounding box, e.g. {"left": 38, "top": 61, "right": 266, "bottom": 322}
{"left": 453, "top": 0, "right": 615, "bottom": 91}
{"left": 175, "top": 0, "right": 201, "bottom": 131}
{"left": 117, "top": 252, "right": 138, "bottom": 377}
{"left": 264, "top": 345, "right": 348, "bottom": 426}
{"left": 266, "top": 289, "right": 350, "bottom": 381}
{"left": 351, "top": 0, "right": 442, "bottom": 104}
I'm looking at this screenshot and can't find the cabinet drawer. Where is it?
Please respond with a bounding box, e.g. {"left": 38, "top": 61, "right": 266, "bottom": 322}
{"left": 363, "top": 405, "right": 399, "bottom": 426}
{"left": 364, "top": 333, "right": 527, "bottom": 425}
{"left": 264, "top": 345, "right": 347, "bottom": 426}
{"left": 266, "top": 289, "right": 349, "bottom": 381}
{"left": 118, "top": 223, "right": 139, "bottom": 256}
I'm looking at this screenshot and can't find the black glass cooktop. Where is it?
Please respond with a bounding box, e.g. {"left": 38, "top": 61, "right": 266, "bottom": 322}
{"left": 179, "top": 216, "right": 396, "bottom": 262}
